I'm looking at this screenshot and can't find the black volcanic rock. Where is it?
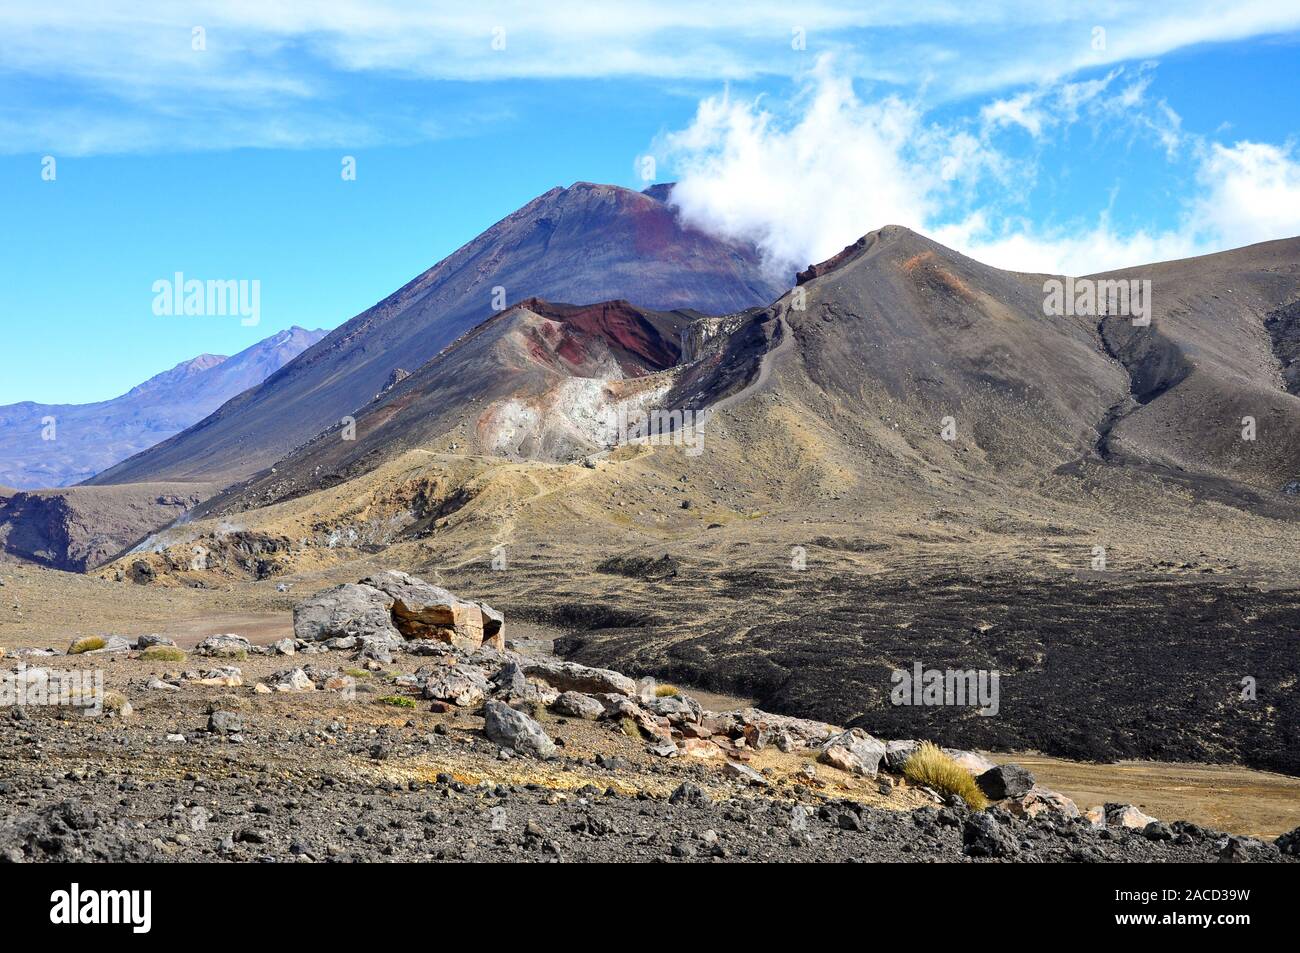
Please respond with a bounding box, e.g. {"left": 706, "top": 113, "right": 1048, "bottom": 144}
{"left": 88, "top": 182, "right": 786, "bottom": 486}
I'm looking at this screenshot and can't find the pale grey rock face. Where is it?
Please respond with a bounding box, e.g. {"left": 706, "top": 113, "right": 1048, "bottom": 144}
{"left": 483, "top": 701, "right": 556, "bottom": 759}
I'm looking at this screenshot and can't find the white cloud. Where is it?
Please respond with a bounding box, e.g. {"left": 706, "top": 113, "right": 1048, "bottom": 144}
{"left": 662, "top": 58, "right": 1300, "bottom": 276}
{"left": 1193, "top": 141, "right": 1300, "bottom": 251}
{"left": 660, "top": 59, "right": 945, "bottom": 274}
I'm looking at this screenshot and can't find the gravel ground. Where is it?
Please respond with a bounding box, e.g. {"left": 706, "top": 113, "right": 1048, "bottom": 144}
{"left": 1, "top": 649, "right": 1294, "bottom": 863}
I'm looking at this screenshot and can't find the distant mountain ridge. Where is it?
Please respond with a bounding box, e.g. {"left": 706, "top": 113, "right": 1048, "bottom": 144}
{"left": 0, "top": 326, "right": 327, "bottom": 489}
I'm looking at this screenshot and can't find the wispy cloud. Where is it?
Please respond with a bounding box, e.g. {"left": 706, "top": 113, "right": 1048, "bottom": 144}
{"left": 3, "top": 1, "right": 1299, "bottom": 154}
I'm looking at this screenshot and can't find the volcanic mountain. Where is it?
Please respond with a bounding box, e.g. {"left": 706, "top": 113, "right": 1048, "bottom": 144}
{"left": 0, "top": 326, "right": 327, "bottom": 490}
{"left": 177, "top": 225, "right": 1300, "bottom": 528}
{"left": 87, "top": 183, "right": 785, "bottom": 487}
{"left": 200, "top": 297, "right": 702, "bottom": 514}
{"left": 103, "top": 227, "right": 1300, "bottom": 776}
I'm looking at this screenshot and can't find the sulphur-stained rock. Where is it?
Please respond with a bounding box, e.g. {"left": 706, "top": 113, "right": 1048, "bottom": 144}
{"left": 1084, "top": 806, "right": 1106, "bottom": 829}
{"left": 293, "top": 583, "right": 400, "bottom": 643}
{"left": 478, "top": 602, "right": 505, "bottom": 651}
{"left": 552, "top": 691, "right": 605, "bottom": 720}
{"left": 817, "top": 728, "right": 886, "bottom": 777}
{"left": 483, "top": 700, "right": 556, "bottom": 758}
{"left": 679, "top": 737, "right": 724, "bottom": 759}
{"left": 361, "top": 571, "right": 485, "bottom": 650}
{"left": 522, "top": 659, "right": 636, "bottom": 696}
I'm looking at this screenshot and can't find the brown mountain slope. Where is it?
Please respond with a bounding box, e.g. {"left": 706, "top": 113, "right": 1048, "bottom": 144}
{"left": 1087, "top": 237, "right": 1300, "bottom": 498}
{"left": 86, "top": 183, "right": 785, "bottom": 488}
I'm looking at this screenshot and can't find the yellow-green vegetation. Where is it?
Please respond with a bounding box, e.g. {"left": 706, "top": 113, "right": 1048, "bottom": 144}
{"left": 142, "top": 646, "right": 186, "bottom": 662}
{"left": 654, "top": 684, "right": 681, "bottom": 698}
{"left": 68, "top": 636, "right": 106, "bottom": 654}
{"left": 102, "top": 691, "right": 131, "bottom": 717}
{"left": 902, "top": 742, "right": 990, "bottom": 810}
{"left": 377, "top": 695, "right": 416, "bottom": 709}
{"left": 619, "top": 716, "right": 642, "bottom": 739}
{"left": 343, "top": 668, "right": 373, "bottom": 679}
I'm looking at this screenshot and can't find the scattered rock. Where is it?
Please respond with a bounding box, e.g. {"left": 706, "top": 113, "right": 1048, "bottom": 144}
{"left": 422, "top": 665, "right": 491, "bottom": 708}
{"left": 552, "top": 691, "right": 605, "bottom": 720}
{"left": 1004, "top": 786, "right": 1079, "bottom": 820}
{"left": 267, "top": 668, "right": 314, "bottom": 693}
{"left": 725, "top": 762, "right": 770, "bottom": 787}
{"left": 963, "top": 812, "right": 1019, "bottom": 858}
{"left": 207, "top": 711, "right": 243, "bottom": 735}
{"left": 195, "top": 634, "right": 252, "bottom": 658}
{"left": 817, "top": 728, "right": 886, "bottom": 777}
{"left": 1105, "top": 803, "right": 1159, "bottom": 831}
{"left": 977, "top": 763, "right": 1035, "bottom": 800}
{"left": 135, "top": 634, "right": 176, "bottom": 649}
{"left": 483, "top": 700, "right": 556, "bottom": 759}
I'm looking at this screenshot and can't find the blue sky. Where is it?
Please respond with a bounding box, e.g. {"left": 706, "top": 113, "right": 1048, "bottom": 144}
{"left": 1, "top": 2, "right": 1299, "bottom": 404}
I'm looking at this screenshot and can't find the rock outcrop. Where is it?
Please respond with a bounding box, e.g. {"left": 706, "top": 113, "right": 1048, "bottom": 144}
{"left": 293, "top": 572, "right": 503, "bottom": 652}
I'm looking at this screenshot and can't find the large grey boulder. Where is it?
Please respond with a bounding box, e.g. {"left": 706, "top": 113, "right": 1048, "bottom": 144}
{"left": 552, "top": 691, "right": 605, "bottom": 720}
{"left": 521, "top": 659, "right": 636, "bottom": 696}
{"left": 293, "top": 583, "right": 399, "bottom": 643}
{"left": 817, "top": 728, "right": 887, "bottom": 777}
{"left": 483, "top": 700, "right": 556, "bottom": 758}
{"left": 361, "top": 571, "right": 487, "bottom": 651}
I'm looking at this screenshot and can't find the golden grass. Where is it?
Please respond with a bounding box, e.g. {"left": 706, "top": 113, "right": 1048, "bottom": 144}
{"left": 902, "top": 742, "right": 990, "bottom": 810}
{"left": 68, "top": 636, "right": 106, "bottom": 654}
{"left": 142, "top": 646, "right": 186, "bottom": 662}
{"left": 654, "top": 684, "right": 681, "bottom": 697}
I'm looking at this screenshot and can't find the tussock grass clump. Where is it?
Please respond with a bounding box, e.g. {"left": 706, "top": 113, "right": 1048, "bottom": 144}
{"left": 142, "top": 646, "right": 186, "bottom": 662}
{"left": 902, "top": 742, "right": 990, "bottom": 810}
{"left": 377, "top": 695, "right": 416, "bottom": 709}
{"left": 618, "top": 716, "right": 642, "bottom": 739}
{"left": 654, "top": 684, "right": 681, "bottom": 698}
{"left": 68, "top": 636, "right": 106, "bottom": 654}
{"left": 343, "top": 668, "right": 372, "bottom": 679}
